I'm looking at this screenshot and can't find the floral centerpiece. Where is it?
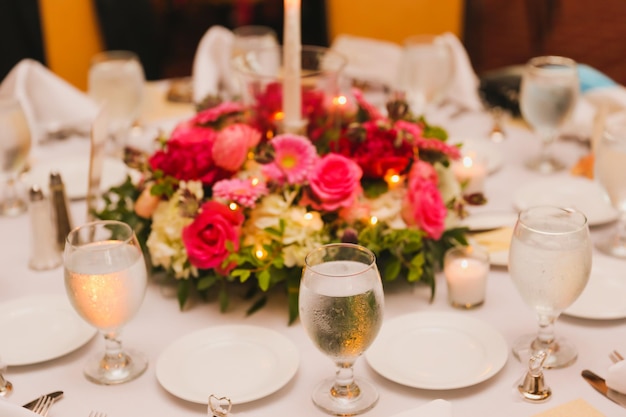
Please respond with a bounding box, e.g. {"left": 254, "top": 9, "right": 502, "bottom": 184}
{"left": 97, "top": 84, "right": 476, "bottom": 323}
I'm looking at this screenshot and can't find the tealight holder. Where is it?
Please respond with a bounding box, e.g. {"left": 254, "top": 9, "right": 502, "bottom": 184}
{"left": 444, "top": 245, "right": 490, "bottom": 309}
{"left": 452, "top": 151, "right": 487, "bottom": 195}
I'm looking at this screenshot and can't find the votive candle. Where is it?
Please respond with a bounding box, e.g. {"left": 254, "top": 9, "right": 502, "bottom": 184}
{"left": 452, "top": 153, "right": 487, "bottom": 195}
{"left": 444, "top": 245, "right": 490, "bottom": 309}
{"left": 282, "top": 0, "right": 302, "bottom": 132}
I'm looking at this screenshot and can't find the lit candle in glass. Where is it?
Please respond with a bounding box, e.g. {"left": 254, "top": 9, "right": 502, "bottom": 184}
{"left": 282, "top": 0, "right": 302, "bottom": 133}
{"left": 444, "top": 245, "right": 490, "bottom": 309}
{"left": 452, "top": 153, "right": 487, "bottom": 195}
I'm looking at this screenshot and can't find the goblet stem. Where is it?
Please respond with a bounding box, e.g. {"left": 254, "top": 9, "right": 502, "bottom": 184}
{"left": 597, "top": 211, "right": 626, "bottom": 258}
{"left": 527, "top": 131, "right": 564, "bottom": 174}
{"left": 331, "top": 363, "right": 360, "bottom": 401}
{"left": 532, "top": 315, "right": 556, "bottom": 350}
{"left": 102, "top": 332, "right": 130, "bottom": 370}
{"left": 0, "top": 176, "right": 27, "bottom": 216}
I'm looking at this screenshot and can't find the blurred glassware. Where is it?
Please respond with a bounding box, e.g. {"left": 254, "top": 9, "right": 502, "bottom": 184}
{"left": 0, "top": 97, "right": 32, "bottom": 216}
{"left": 594, "top": 111, "right": 626, "bottom": 258}
{"left": 395, "top": 34, "right": 454, "bottom": 116}
{"left": 88, "top": 50, "right": 145, "bottom": 157}
{"left": 519, "top": 56, "right": 578, "bottom": 174}
{"left": 232, "top": 25, "right": 278, "bottom": 59}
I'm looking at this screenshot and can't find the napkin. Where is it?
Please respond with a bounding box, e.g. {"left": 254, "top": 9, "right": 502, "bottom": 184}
{"left": 0, "top": 398, "right": 38, "bottom": 417}
{"left": 390, "top": 399, "right": 453, "bottom": 417}
{"left": 330, "top": 32, "right": 483, "bottom": 112}
{"left": 606, "top": 359, "right": 626, "bottom": 394}
{"left": 531, "top": 398, "right": 605, "bottom": 417}
{"left": 191, "top": 25, "right": 237, "bottom": 103}
{"left": 0, "top": 58, "right": 98, "bottom": 142}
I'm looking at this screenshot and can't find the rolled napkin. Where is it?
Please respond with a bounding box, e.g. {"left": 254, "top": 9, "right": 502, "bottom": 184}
{"left": 0, "top": 398, "right": 38, "bottom": 417}
{"left": 607, "top": 359, "right": 626, "bottom": 394}
{"left": 191, "top": 25, "right": 236, "bottom": 103}
{"left": 0, "top": 58, "right": 98, "bottom": 142}
{"left": 390, "top": 399, "right": 453, "bottom": 417}
{"left": 438, "top": 32, "right": 483, "bottom": 112}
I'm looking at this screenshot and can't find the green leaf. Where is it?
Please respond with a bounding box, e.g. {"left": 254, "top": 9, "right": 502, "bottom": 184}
{"left": 246, "top": 296, "right": 267, "bottom": 316}
{"left": 383, "top": 257, "right": 401, "bottom": 281}
{"left": 219, "top": 285, "right": 229, "bottom": 312}
{"left": 177, "top": 280, "right": 191, "bottom": 310}
{"left": 257, "top": 269, "right": 271, "bottom": 291}
{"left": 287, "top": 273, "right": 300, "bottom": 325}
{"left": 231, "top": 269, "right": 251, "bottom": 283}
{"left": 197, "top": 274, "right": 218, "bottom": 290}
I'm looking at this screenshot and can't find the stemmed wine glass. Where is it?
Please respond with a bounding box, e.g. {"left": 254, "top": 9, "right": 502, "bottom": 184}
{"left": 595, "top": 111, "right": 626, "bottom": 258}
{"left": 88, "top": 50, "right": 145, "bottom": 157}
{"left": 519, "top": 55, "right": 579, "bottom": 174}
{"left": 63, "top": 220, "right": 148, "bottom": 384}
{"left": 395, "top": 34, "right": 454, "bottom": 116}
{"left": 0, "top": 97, "right": 32, "bottom": 216}
{"left": 299, "top": 243, "right": 384, "bottom": 416}
{"left": 508, "top": 206, "right": 592, "bottom": 369}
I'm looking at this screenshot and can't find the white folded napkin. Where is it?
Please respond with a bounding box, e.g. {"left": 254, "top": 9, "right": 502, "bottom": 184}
{"left": 330, "top": 33, "right": 482, "bottom": 112}
{"left": 606, "top": 359, "right": 626, "bottom": 394}
{"left": 0, "top": 59, "right": 98, "bottom": 142}
{"left": 391, "top": 399, "right": 453, "bottom": 417}
{"left": 191, "top": 25, "right": 237, "bottom": 103}
{"left": 0, "top": 398, "right": 38, "bottom": 417}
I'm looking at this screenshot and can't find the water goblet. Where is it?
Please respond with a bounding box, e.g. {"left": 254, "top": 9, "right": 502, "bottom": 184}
{"left": 0, "top": 97, "right": 32, "bottom": 216}
{"left": 88, "top": 50, "right": 145, "bottom": 157}
{"left": 595, "top": 111, "right": 626, "bottom": 258}
{"left": 519, "top": 56, "right": 579, "bottom": 174}
{"left": 508, "top": 206, "right": 592, "bottom": 369}
{"left": 395, "top": 34, "right": 454, "bottom": 116}
{"left": 299, "top": 243, "right": 384, "bottom": 416}
{"left": 63, "top": 220, "right": 148, "bottom": 384}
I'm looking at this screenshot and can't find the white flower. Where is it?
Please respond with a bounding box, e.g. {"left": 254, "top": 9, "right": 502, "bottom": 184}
{"left": 367, "top": 188, "right": 407, "bottom": 230}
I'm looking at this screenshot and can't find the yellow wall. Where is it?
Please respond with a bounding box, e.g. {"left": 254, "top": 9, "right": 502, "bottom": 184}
{"left": 38, "top": 0, "right": 104, "bottom": 91}
{"left": 327, "top": 0, "right": 464, "bottom": 45}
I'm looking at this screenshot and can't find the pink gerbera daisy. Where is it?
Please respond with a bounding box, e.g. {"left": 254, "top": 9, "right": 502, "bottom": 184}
{"left": 262, "top": 134, "right": 318, "bottom": 185}
{"left": 212, "top": 178, "right": 268, "bottom": 208}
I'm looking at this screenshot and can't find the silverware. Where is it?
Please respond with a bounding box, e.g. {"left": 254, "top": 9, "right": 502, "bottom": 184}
{"left": 22, "top": 391, "right": 64, "bottom": 410}
{"left": 581, "top": 369, "right": 626, "bottom": 408}
{"left": 31, "top": 395, "right": 54, "bottom": 416}
{"left": 89, "top": 411, "right": 107, "bottom": 417}
{"left": 610, "top": 350, "right": 624, "bottom": 363}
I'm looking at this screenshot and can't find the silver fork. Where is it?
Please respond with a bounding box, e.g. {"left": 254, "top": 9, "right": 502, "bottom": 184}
{"left": 89, "top": 411, "right": 107, "bottom": 417}
{"left": 610, "top": 350, "right": 624, "bottom": 363}
{"left": 31, "top": 395, "right": 54, "bottom": 416}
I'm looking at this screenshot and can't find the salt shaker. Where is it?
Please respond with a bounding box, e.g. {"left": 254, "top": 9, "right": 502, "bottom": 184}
{"left": 28, "top": 185, "right": 62, "bottom": 270}
{"left": 49, "top": 171, "right": 73, "bottom": 250}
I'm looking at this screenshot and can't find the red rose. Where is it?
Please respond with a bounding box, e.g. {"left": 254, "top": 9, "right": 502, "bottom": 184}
{"left": 149, "top": 121, "right": 229, "bottom": 185}
{"left": 402, "top": 168, "right": 446, "bottom": 240}
{"left": 307, "top": 153, "right": 362, "bottom": 211}
{"left": 182, "top": 201, "right": 244, "bottom": 274}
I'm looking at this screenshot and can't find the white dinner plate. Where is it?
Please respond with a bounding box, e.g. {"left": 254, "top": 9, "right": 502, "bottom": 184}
{"left": 0, "top": 294, "right": 97, "bottom": 366}
{"left": 513, "top": 176, "right": 618, "bottom": 226}
{"left": 460, "top": 211, "right": 518, "bottom": 232}
{"left": 564, "top": 256, "right": 626, "bottom": 320}
{"left": 366, "top": 311, "right": 508, "bottom": 390}
{"left": 26, "top": 155, "right": 128, "bottom": 200}
{"left": 451, "top": 138, "right": 504, "bottom": 174}
{"left": 156, "top": 324, "right": 299, "bottom": 404}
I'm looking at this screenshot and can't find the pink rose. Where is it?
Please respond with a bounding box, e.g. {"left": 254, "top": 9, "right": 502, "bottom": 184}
{"left": 307, "top": 153, "right": 362, "bottom": 211}
{"left": 212, "top": 123, "right": 261, "bottom": 171}
{"left": 402, "top": 173, "right": 446, "bottom": 240}
{"left": 182, "top": 201, "right": 244, "bottom": 274}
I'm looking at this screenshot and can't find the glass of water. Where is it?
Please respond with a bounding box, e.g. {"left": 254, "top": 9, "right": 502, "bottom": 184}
{"left": 508, "top": 206, "right": 591, "bottom": 369}
{"left": 88, "top": 50, "right": 145, "bottom": 156}
{"left": 595, "top": 111, "right": 626, "bottom": 258}
{"left": 299, "top": 243, "right": 384, "bottom": 416}
{"left": 519, "top": 55, "right": 579, "bottom": 174}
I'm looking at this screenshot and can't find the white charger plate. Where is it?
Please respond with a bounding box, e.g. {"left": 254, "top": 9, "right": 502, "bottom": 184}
{"left": 513, "top": 176, "right": 618, "bottom": 226}
{"left": 26, "top": 155, "right": 128, "bottom": 200}
{"left": 564, "top": 256, "right": 626, "bottom": 320}
{"left": 0, "top": 294, "right": 96, "bottom": 366}
{"left": 156, "top": 324, "right": 299, "bottom": 404}
{"left": 366, "top": 311, "right": 508, "bottom": 390}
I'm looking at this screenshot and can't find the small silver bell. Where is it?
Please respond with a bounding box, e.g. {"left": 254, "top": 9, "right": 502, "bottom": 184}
{"left": 518, "top": 350, "right": 551, "bottom": 402}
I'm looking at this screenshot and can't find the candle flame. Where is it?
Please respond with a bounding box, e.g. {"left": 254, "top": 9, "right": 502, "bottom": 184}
{"left": 229, "top": 202, "right": 238, "bottom": 211}
{"left": 333, "top": 95, "right": 348, "bottom": 106}
{"left": 462, "top": 156, "right": 474, "bottom": 168}
{"left": 303, "top": 212, "right": 313, "bottom": 221}
{"left": 370, "top": 216, "right": 378, "bottom": 225}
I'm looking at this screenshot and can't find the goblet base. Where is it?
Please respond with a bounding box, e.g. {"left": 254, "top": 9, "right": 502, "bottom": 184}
{"left": 595, "top": 236, "right": 626, "bottom": 259}
{"left": 311, "top": 376, "right": 379, "bottom": 416}
{"left": 0, "top": 197, "right": 27, "bottom": 217}
{"left": 84, "top": 348, "right": 148, "bottom": 385}
{"left": 525, "top": 154, "right": 565, "bottom": 174}
{"left": 511, "top": 333, "right": 577, "bottom": 369}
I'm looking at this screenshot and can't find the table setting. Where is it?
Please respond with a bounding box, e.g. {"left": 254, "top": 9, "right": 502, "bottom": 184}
{"left": 3, "top": 0, "right": 626, "bottom": 415}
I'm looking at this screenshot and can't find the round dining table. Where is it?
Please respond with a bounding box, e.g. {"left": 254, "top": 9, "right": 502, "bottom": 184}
{"left": 1, "top": 82, "right": 625, "bottom": 417}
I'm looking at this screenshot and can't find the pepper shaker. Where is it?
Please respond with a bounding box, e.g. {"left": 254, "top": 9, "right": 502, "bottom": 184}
{"left": 49, "top": 171, "right": 73, "bottom": 250}
{"left": 28, "top": 185, "right": 62, "bottom": 270}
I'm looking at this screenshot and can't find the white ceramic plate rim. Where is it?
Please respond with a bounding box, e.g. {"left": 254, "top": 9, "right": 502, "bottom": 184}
{"left": 365, "top": 311, "right": 508, "bottom": 390}
{"left": 26, "top": 155, "right": 128, "bottom": 200}
{"left": 460, "top": 211, "right": 518, "bottom": 232}
{"left": 512, "top": 176, "right": 618, "bottom": 226}
{"left": 156, "top": 324, "right": 299, "bottom": 404}
{"left": 0, "top": 294, "right": 96, "bottom": 366}
{"left": 564, "top": 260, "right": 626, "bottom": 320}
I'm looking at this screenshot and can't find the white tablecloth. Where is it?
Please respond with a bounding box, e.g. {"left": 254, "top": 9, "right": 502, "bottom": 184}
{"left": 1, "top": 102, "right": 625, "bottom": 417}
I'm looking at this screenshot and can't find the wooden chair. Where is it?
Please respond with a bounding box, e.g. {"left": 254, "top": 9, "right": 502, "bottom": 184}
{"left": 326, "top": 0, "right": 465, "bottom": 45}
